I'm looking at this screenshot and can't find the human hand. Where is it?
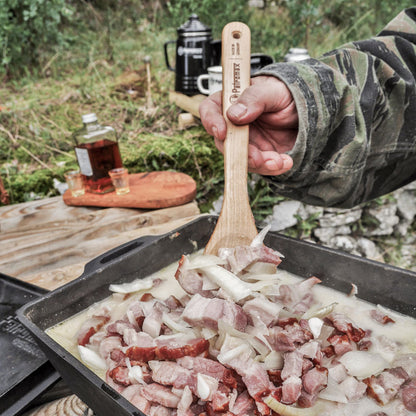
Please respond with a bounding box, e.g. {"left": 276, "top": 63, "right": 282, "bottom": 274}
{"left": 199, "top": 76, "right": 298, "bottom": 176}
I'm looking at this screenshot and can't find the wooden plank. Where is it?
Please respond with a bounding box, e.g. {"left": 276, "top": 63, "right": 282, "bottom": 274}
{"left": 0, "top": 196, "right": 200, "bottom": 279}
{"left": 169, "top": 92, "right": 206, "bottom": 118}
{"left": 20, "top": 214, "right": 202, "bottom": 291}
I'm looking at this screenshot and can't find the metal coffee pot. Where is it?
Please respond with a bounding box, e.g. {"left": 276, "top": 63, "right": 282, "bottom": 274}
{"left": 164, "top": 14, "right": 221, "bottom": 96}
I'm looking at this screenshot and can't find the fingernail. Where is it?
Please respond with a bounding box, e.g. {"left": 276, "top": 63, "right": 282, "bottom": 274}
{"left": 265, "top": 159, "right": 279, "bottom": 171}
{"left": 228, "top": 103, "right": 247, "bottom": 119}
{"left": 212, "top": 126, "right": 219, "bottom": 140}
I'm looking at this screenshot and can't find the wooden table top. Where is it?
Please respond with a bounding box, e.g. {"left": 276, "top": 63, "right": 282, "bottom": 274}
{"left": 0, "top": 195, "right": 201, "bottom": 415}
{"left": 0, "top": 196, "right": 200, "bottom": 290}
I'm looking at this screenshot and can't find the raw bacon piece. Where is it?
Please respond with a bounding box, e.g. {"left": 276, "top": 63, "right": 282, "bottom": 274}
{"left": 141, "top": 383, "right": 181, "bottom": 408}
{"left": 77, "top": 314, "right": 110, "bottom": 346}
{"left": 302, "top": 366, "right": 328, "bottom": 395}
{"left": 182, "top": 293, "right": 247, "bottom": 332}
{"left": 369, "top": 309, "right": 395, "bottom": 325}
{"left": 121, "top": 385, "right": 151, "bottom": 414}
{"left": 230, "top": 390, "right": 256, "bottom": 415}
{"left": 364, "top": 367, "right": 409, "bottom": 405}
{"left": 278, "top": 276, "right": 321, "bottom": 314}
{"left": 177, "top": 356, "right": 238, "bottom": 389}
{"left": 281, "top": 375, "right": 302, "bottom": 404}
{"left": 266, "top": 322, "right": 312, "bottom": 352}
{"left": 149, "top": 360, "right": 194, "bottom": 388}
{"left": 326, "top": 313, "right": 365, "bottom": 343}
{"left": 175, "top": 255, "right": 213, "bottom": 297}
{"left": 218, "top": 245, "right": 282, "bottom": 274}
{"left": 401, "top": 379, "right": 416, "bottom": 412}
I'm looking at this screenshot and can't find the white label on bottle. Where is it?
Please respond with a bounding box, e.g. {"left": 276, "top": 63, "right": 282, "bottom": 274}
{"left": 75, "top": 148, "right": 93, "bottom": 176}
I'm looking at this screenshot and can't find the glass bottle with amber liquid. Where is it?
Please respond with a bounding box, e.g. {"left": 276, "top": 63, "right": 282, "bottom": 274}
{"left": 74, "top": 113, "right": 123, "bottom": 194}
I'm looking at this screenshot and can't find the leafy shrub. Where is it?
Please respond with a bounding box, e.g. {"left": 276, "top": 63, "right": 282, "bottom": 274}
{"left": 165, "top": 0, "right": 251, "bottom": 38}
{"left": 0, "top": 0, "right": 73, "bottom": 75}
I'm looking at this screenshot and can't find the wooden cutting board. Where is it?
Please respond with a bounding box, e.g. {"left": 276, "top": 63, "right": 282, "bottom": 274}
{"left": 63, "top": 171, "right": 197, "bottom": 209}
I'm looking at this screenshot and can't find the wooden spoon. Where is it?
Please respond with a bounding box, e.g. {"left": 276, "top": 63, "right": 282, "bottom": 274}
{"left": 204, "top": 22, "right": 258, "bottom": 255}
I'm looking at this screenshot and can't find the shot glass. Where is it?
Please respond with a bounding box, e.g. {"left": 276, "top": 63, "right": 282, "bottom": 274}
{"left": 109, "top": 168, "right": 130, "bottom": 195}
{"left": 64, "top": 170, "right": 85, "bottom": 197}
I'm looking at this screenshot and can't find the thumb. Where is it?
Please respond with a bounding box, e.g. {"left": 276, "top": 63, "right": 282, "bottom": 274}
{"left": 226, "top": 76, "right": 294, "bottom": 125}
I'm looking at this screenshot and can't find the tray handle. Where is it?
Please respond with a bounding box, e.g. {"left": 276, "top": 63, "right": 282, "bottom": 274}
{"left": 82, "top": 234, "right": 159, "bottom": 275}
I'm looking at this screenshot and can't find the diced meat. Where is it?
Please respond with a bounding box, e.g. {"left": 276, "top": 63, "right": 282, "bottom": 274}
{"left": 77, "top": 314, "right": 110, "bottom": 346}
{"left": 141, "top": 383, "right": 181, "bottom": 408}
{"left": 282, "top": 375, "right": 302, "bottom": 404}
{"left": 369, "top": 309, "right": 395, "bottom": 325}
{"left": 149, "top": 360, "right": 194, "bottom": 389}
{"left": 108, "top": 365, "right": 131, "bottom": 387}
{"left": 281, "top": 351, "right": 303, "bottom": 380}
{"left": 302, "top": 366, "right": 328, "bottom": 395}
{"left": 327, "top": 334, "right": 354, "bottom": 356}
{"left": 401, "top": 379, "right": 416, "bottom": 412}
{"left": 339, "top": 376, "right": 367, "bottom": 402}
{"left": 393, "top": 354, "right": 416, "bottom": 378}
{"left": 242, "top": 295, "right": 281, "bottom": 327}
{"left": 266, "top": 322, "right": 312, "bottom": 352}
{"left": 99, "top": 335, "right": 123, "bottom": 360}
{"left": 123, "top": 328, "right": 155, "bottom": 347}
{"left": 177, "top": 356, "right": 238, "bottom": 388}
{"left": 106, "top": 319, "right": 134, "bottom": 337}
{"left": 326, "top": 313, "right": 365, "bottom": 343}
{"left": 364, "top": 367, "right": 409, "bottom": 405}
{"left": 278, "top": 276, "right": 321, "bottom": 314}
{"left": 182, "top": 293, "right": 247, "bottom": 331}
{"left": 230, "top": 390, "right": 256, "bottom": 415}
{"left": 122, "top": 385, "right": 151, "bottom": 414}
{"left": 208, "top": 383, "right": 229, "bottom": 411}
{"left": 177, "top": 385, "right": 194, "bottom": 416}
{"left": 175, "top": 255, "right": 213, "bottom": 297}
{"left": 297, "top": 389, "right": 318, "bottom": 408}
{"left": 218, "top": 245, "right": 282, "bottom": 274}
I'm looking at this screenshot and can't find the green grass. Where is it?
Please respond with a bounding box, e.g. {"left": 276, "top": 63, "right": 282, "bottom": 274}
{"left": 0, "top": 1, "right": 409, "bottom": 210}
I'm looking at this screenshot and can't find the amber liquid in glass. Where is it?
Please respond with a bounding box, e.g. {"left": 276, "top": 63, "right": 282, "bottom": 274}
{"left": 75, "top": 139, "right": 122, "bottom": 194}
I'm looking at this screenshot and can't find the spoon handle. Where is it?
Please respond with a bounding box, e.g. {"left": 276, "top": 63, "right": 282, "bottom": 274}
{"left": 204, "top": 22, "right": 258, "bottom": 255}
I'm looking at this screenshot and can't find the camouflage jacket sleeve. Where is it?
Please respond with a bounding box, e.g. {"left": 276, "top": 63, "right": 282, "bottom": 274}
{"left": 255, "top": 7, "right": 416, "bottom": 208}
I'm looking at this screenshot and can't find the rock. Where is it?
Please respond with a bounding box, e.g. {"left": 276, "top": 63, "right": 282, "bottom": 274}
{"left": 396, "top": 190, "right": 416, "bottom": 221}
{"left": 367, "top": 203, "right": 400, "bottom": 236}
{"left": 313, "top": 225, "right": 351, "bottom": 244}
{"left": 356, "top": 238, "right": 384, "bottom": 262}
{"left": 328, "top": 235, "right": 358, "bottom": 254}
{"left": 264, "top": 200, "right": 303, "bottom": 231}
{"left": 318, "top": 208, "right": 362, "bottom": 228}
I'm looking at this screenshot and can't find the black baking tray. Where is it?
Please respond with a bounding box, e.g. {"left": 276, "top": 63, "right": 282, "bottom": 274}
{"left": 17, "top": 215, "right": 416, "bottom": 416}
{"left": 0, "top": 272, "right": 61, "bottom": 416}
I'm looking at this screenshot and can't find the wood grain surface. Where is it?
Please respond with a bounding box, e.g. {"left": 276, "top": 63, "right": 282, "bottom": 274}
{"left": 0, "top": 196, "right": 200, "bottom": 289}
{"left": 63, "top": 171, "right": 197, "bottom": 209}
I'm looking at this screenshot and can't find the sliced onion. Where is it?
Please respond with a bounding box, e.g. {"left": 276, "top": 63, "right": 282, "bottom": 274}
{"left": 186, "top": 254, "right": 227, "bottom": 269}
{"left": 109, "top": 277, "right": 154, "bottom": 294}
{"left": 202, "top": 265, "right": 252, "bottom": 302}
{"left": 197, "top": 373, "right": 218, "bottom": 400}
{"left": 251, "top": 225, "right": 271, "bottom": 247}
{"left": 318, "top": 375, "right": 348, "bottom": 403}
{"left": 125, "top": 357, "right": 145, "bottom": 384}
{"left": 162, "top": 312, "right": 193, "bottom": 334}
{"left": 308, "top": 317, "right": 324, "bottom": 339}
{"left": 78, "top": 345, "right": 107, "bottom": 370}
{"left": 264, "top": 395, "right": 321, "bottom": 416}
{"left": 338, "top": 351, "right": 388, "bottom": 378}
{"left": 302, "top": 302, "right": 338, "bottom": 319}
